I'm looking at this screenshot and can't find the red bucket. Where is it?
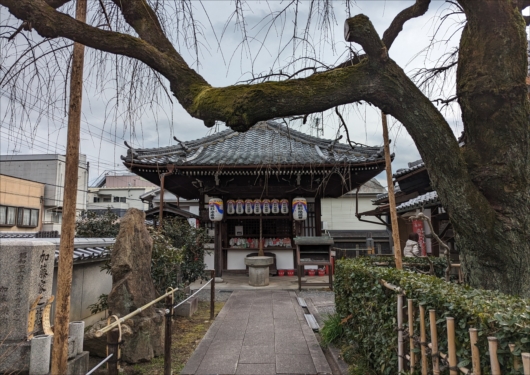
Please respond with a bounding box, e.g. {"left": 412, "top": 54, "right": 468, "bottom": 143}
{"left": 318, "top": 269, "right": 325, "bottom": 276}
{"left": 307, "top": 269, "right": 316, "bottom": 276}
{"left": 277, "top": 270, "right": 285, "bottom": 276}
{"left": 287, "top": 269, "right": 295, "bottom": 276}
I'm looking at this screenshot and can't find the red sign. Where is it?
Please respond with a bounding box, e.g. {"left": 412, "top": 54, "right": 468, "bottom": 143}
{"left": 412, "top": 219, "right": 427, "bottom": 256}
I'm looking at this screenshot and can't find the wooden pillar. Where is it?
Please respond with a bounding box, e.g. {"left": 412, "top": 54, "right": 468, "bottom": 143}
{"left": 315, "top": 197, "right": 322, "bottom": 236}
{"left": 51, "top": 0, "right": 86, "bottom": 373}
{"left": 214, "top": 221, "right": 223, "bottom": 278}
{"left": 382, "top": 112, "right": 402, "bottom": 269}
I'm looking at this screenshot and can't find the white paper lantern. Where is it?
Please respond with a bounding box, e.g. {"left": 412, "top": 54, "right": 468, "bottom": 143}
{"left": 254, "top": 199, "right": 262, "bottom": 214}
{"left": 280, "top": 199, "right": 289, "bottom": 215}
{"left": 262, "top": 199, "right": 271, "bottom": 214}
{"left": 208, "top": 198, "right": 224, "bottom": 221}
{"left": 227, "top": 200, "right": 235, "bottom": 215}
{"left": 271, "top": 199, "right": 280, "bottom": 214}
{"left": 236, "top": 199, "right": 244, "bottom": 215}
{"left": 245, "top": 199, "right": 254, "bottom": 215}
{"left": 292, "top": 197, "right": 307, "bottom": 221}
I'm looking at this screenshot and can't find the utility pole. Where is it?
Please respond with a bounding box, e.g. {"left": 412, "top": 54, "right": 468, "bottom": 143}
{"left": 382, "top": 112, "right": 403, "bottom": 270}
{"left": 51, "top": 0, "right": 87, "bottom": 373}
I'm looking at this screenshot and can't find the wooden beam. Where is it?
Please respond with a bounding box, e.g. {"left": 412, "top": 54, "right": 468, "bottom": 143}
{"left": 51, "top": 0, "right": 86, "bottom": 373}
{"left": 382, "top": 112, "right": 402, "bottom": 270}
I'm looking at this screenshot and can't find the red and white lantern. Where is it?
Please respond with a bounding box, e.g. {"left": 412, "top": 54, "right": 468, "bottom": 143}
{"left": 271, "top": 199, "right": 280, "bottom": 214}
{"left": 280, "top": 199, "right": 289, "bottom": 215}
{"left": 253, "top": 199, "right": 262, "bottom": 214}
{"left": 236, "top": 199, "right": 244, "bottom": 215}
{"left": 227, "top": 199, "right": 235, "bottom": 215}
{"left": 262, "top": 199, "right": 271, "bottom": 215}
{"left": 208, "top": 198, "right": 224, "bottom": 221}
{"left": 292, "top": 197, "right": 307, "bottom": 221}
{"left": 245, "top": 199, "right": 254, "bottom": 215}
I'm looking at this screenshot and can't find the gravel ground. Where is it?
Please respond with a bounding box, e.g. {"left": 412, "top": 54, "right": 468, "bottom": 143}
{"left": 297, "top": 290, "right": 336, "bottom": 319}
{"left": 192, "top": 288, "right": 233, "bottom": 302}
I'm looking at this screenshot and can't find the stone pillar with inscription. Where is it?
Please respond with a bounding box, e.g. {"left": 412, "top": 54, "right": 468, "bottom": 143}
{"left": 0, "top": 240, "right": 55, "bottom": 373}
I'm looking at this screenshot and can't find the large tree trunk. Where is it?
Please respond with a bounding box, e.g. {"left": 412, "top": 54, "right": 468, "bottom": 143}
{"left": 453, "top": 0, "right": 530, "bottom": 296}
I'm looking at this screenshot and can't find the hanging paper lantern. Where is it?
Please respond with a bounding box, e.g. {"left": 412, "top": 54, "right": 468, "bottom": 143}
{"left": 254, "top": 199, "right": 262, "bottom": 214}
{"left": 292, "top": 197, "right": 307, "bottom": 221}
{"left": 236, "top": 199, "right": 244, "bottom": 215}
{"left": 227, "top": 200, "right": 235, "bottom": 215}
{"left": 271, "top": 199, "right": 280, "bottom": 214}
{"left": 280, "top": 199, "right": 289, "bottom": 214}
{"left": 245, "top": 199, "right": 254, "bottom": 215}
{"left": 208, "top": 198, "right": 224, "bottom": 221}
{"left": 262, "top": 199, "right": 271, "bottom": 215}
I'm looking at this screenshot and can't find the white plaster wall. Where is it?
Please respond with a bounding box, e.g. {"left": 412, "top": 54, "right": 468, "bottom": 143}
{"left": 321, "top": 195, "right": 384, "bottom": 230}
{"left": 203, "top": 245, "right": 215, "bottom": 271}
{"left": 227, "top": 249, "right": 294, "bottom": 270}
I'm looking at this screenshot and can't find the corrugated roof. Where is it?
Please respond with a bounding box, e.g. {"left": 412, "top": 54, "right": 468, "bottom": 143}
{"left": 396, "top": 191, "right": 439, "bottom": 213}
{"left": 122, "top": 121, "right": 386, "bottom": 167}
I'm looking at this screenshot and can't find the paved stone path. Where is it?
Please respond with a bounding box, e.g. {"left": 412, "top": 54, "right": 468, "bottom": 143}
{"left": 181, "top": 290, "right": 332, "bottom": 375}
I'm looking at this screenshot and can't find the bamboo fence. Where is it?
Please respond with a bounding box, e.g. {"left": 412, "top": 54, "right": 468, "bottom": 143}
{"left": 381, "top": 280, "right": 530, "bottom": 375}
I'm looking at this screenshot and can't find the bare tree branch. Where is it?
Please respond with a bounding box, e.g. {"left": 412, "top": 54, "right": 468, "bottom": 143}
{"left": 381, "top": 0, "right": 431, "bottom": 49}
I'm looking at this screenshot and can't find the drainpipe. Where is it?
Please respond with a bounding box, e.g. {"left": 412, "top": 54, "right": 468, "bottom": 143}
{"left": 159, "top": 164, "right": 175, "bottom": 229}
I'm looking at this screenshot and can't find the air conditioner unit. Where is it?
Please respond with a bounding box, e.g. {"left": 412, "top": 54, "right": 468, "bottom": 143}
{"left": 322, "top": 221, "right": 329, "bottom": 230}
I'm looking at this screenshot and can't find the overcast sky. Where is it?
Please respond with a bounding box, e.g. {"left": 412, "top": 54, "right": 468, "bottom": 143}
{"left": 0, "top": 1, "right": 468, "bottom": 188}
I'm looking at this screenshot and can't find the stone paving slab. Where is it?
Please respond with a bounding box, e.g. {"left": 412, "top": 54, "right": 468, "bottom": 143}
{"left": 181, "top": 290, "right": 332, "bottom": 375}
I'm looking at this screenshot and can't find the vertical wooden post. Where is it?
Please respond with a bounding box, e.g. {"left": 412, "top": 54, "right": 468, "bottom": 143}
{"left": 447, "top": 317, "right": 457, "bottom": 375}
{"left": 429, "top": 310, "right": 440, "bottom": 375}
{"left": 214, "top": 221, "right": 222, "bottom": 278}
{"left": 51, "top": 0, "right": 86, "bottom": 373}
{"left": 397, "top": 294, "right": 404, "bottom": 372}
{"left": 106, "top": 329, "right": 120, "bottom": 375}
{"left": 164, "top": 293, "right": 173, "bottom": 375}
{"left": 259, "top": 213, "right": 264, "bottom": 256}
{"left": 210, "top": 270, "right": 215, "bottom": 320}
{"left": 469, "top": 328, "right": 481, "bottom": 375}
{"left": 381, "top": 112, "right": 402, "bottom": 269}
{"left": 509, "top": 344, "right": 521, "bottom": 372}
{"left": 488, "top": 337, "right": 501, "bottom": 375}
{"left": 408, "top": 299, "right": 415, "bottom": 374}
{"left": 419, "top": 305, "right": 428, "bottom": 375}
{"left": 522, "top": 353, "right": 530, "bottom": 375}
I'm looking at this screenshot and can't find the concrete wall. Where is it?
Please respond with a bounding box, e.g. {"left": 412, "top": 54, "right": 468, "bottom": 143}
{"left": 227, "top": 249, "right": 294, "bottom": 270}
{"left": 321, "top": 195, "right": 383, "bottom": 230}
{"left": 51, "top": 260, "right": 112, "bottom": 326}
{"left": 104, "top": 175, "right": 156, "bottom": 188}
{"left": 87, "top": 187, "right": 155, "bottom": 213}
{"left": 0, "top": 154, "right": 88, "bottom": 218}
{"left": 0, "top": 175, "right": 44, "bottom": 232}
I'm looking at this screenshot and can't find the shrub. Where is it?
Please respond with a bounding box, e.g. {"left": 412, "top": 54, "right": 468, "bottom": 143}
{"left": 334, "top": 258, "right": 530, "bottom": 375}
{"left": 75, "top": 209, "right": 120, "bottom": 238}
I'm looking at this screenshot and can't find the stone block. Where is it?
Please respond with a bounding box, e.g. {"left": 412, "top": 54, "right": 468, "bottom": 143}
{"left": 0, "top": 240, "right": 55, "bottom": 342}
{"left": 0, "top": 341, "right": 31, "bottom": 373}
{"left": 66, "top": 351, "right": 90, "bottom": 375}
{"left": 29, "top": 334, "right": 51, "bottom": 375}
{"left": 174, "top": 296, "right": 198, "bottom": 317}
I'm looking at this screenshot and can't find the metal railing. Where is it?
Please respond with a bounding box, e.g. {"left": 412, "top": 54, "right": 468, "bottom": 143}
{"left": 87, "top": 270, "right": 216, "bottom": 375}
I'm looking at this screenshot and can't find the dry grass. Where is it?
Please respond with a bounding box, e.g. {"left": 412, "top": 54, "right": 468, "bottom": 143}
{"left": 89, "top": 301, "right": 225, "bottom": 375}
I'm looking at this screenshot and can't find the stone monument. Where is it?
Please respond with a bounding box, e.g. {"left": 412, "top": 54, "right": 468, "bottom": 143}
{"left": 85, "top": 209, "right": 164, "bottom": 363}
{"left": 0, "top": 240, "right": 55, "bottom": 373}
{"left": 244, "top": 256, "right": 274, "bottom": 286}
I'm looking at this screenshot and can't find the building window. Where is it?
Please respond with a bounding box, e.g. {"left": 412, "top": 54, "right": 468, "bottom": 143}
{"left": 113, "top": 196, "right": 120, "bottom": 203}
{"left": 93, "top": 197, "right": 100, "bottom": 203}
{"left": 0, "top": 205, "right": 17, "bottom": 226}
{"left": 17, "top": 207, "right": 39, "bottom": 228}
{"left": 120, "top": 197, "right": 126, "bottom": 203}
{"left": 103, "top": 197, "right": 111, "bottom": 202}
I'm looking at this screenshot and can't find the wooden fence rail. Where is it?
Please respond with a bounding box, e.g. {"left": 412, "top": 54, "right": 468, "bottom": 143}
{"left": 381, "top": 280, "right": 530, "bottom": 375}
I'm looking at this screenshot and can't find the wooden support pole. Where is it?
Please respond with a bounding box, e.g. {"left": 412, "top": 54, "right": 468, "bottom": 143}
{"left": 509, "top": 344, "right": 521, "bottom": 372}
{"left": 522, "top": 353, "right": 530, "bottom": 375}
{"left": 408, "top": 299, "right": 415, "bottom": 374}
{"left": 419, "top": 305, "right": 428, "bottom": 375}
{"left": 397, "top": 294, "right": 404, "bottom": 372}
{"left": 469, "top": 328, "right": 481, "bottom": 375}
{"left": 447, "top": 317, "right": 458, "bottom": 375}
{"left": 381, "top": 112, "right": 402, "bottom": 269}
{"left": 106, "top": 329, "right": 120, "bottom": 375}
{"left": 210, "top": 270, "right": 215, "bottom": 321}
{"left": 164, "top": 294, "right": 173, "bottom": 375}
{"left": 429, "top": 310, "right": 440, "bottom": 375}
{"left": 214, "top": 221, "right": 222, "bottom": 278}
{"left": 50, "top": 0, "right": 86, "bottom": 373}
{"left": 488, "top": 337, "right": 501, "bottom": 375}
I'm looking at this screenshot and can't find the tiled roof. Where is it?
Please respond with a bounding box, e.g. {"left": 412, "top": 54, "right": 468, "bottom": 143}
{"left": 395, "top": 191, "right": 439, "bottom": 213}
{"left": 14, "top": 238, "right": 115, "bottom": 263}
{"left": 122, "top": 121, "right": 386, "bottom": 167}
{"left": 393, "top": 161, "right": 425, "bottom": 178}
{"left": 372, "top": 185, "right": 401, "bottom": 203}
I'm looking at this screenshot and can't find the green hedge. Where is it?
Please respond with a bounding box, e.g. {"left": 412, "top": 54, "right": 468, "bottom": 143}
{"left": 359, "top": 256, "right": 449, "bottom": 279}
{"left": 334, "top": 258, "right": 530, "bottom": 374}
